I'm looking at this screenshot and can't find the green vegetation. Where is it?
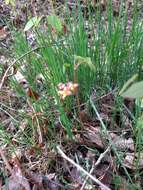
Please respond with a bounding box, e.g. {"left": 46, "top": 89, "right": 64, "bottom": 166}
{"left": 1, "top": 0, "right": 143, "bottom": 189}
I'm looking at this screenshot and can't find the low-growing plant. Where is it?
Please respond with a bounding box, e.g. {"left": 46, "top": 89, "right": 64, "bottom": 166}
{"left": 9, "top": 0, "right": 143, "bottom": 138}
{"left": 2, "top": 0, "right": 143, "bottom": 187}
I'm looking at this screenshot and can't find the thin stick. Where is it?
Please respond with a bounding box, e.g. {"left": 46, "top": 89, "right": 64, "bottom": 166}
{"left": 74, "top": 63, "right": 84, "bottom": 126}
{"left": 56, "top": 146, "right": 111, "bottom": 190}
{"left": 0, "top": 39, "right": 65, "bottom": 90}
{"left": 0, "top": 47, "right": 41, "bottom": 90}
{"left": 94, "top": 146, "right": 111, "bottom": 167}
{"left": 80, "top": 146, "right": 111, "bottom": 190}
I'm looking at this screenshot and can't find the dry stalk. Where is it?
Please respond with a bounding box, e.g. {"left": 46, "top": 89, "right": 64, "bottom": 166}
{"left": 57, "top": 146, "right": 111, "bottom": 190}
{"left": 80, "top": 145, "right": 111, "bottom": 190}
{"left": 74, "top": 65, "right": 84, "bottom": 126}
{"left": 27, "top": 100, "right": 43, "bottom": 144}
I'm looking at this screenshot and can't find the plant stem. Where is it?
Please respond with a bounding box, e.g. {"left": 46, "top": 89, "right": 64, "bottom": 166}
{"left": 74, "top": 64, "right": 83, "bottom": 126}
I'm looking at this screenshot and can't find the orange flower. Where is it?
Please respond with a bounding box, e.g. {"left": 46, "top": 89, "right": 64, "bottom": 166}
{"left": 70, "top": 83, "right": 78, "bottom": 94}
{"left": 57, "top": 82, "right": 79, "bottom": 100}
{"left": 57, "top": 83, "right": 65, "bottom": 90}
{"left": 58, "top": 89, "right": 72, "bottom": 100}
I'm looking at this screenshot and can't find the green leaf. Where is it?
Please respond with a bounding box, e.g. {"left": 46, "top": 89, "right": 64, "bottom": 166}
{"left": 119, "top": 74, "right": 138, "bottom": 95}
{"left": 121, "top": 81, "right": 143, "bottom": 98}
{"left": 24, "top": 16, "right": 41, "bottom": 32}
{"left": 74, "top": 55, "right": 95, "bottom": 71}
{"left": 47, "top": 15, "right": 62, "bottom": 32}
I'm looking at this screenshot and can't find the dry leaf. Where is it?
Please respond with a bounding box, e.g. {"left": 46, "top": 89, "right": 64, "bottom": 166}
{"left": 27, "top": 88, "right": 39, "bottom": 100}
{"left": 14, "top": 70, "right": 39, "bottom": 100}
{"left": 0, "top": 27, "right": 8, "bottom": 40}
{"left": 70, "top": 167, "right": 83, "bottom": 184}
{"left": 110, "top": 133, "right": 134, "bottom": 151}
{"left": 44, "top": 173, "right": 60, "bottom": 190}
{"left": 94, "top": 163, "right": 113, "bottom": 188}
{"left": 8, "top": 166, "right": 30, "bottom": 190}
{"left": 26, "top": 171, "right": 43, "bottom": 188}
{"left": 83, "top": 127, "right": 104, "bottom": 149}
{"left": 14, "top": 70, "right": 29, "bottom": 90}
{"left": 123, "top": 152, "right": 143, "bottom": 170}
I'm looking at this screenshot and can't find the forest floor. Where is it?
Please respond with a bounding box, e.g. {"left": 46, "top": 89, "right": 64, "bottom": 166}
{"left": 1, "top": 1, "right": 143, "bottom": 190}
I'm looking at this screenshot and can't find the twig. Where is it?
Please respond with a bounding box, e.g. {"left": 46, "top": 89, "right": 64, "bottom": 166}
{"left": 0, "top": 47, "right": 41, "bottom": 90}
{"left": 56, "top": 146, "right": 111, "bottom": 190}
{"left": 80, "top": 146, "right": 111, "bottom": 190}
{"left": 94, "top": 146, "right": 111, "bottom": 167}
{"left": 0, "top": 39, "right": 65, "bottom": 90}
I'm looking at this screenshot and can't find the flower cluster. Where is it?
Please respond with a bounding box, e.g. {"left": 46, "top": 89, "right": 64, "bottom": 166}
{"left": 57, "top": 82, "right": 78, "bottom": 100}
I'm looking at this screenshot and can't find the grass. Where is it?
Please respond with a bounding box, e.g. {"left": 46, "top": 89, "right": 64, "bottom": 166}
{"left": 1, "top": 0, "right": 143, "bottom": 189}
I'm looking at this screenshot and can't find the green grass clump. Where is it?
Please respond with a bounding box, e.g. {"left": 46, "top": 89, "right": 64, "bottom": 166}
{"left": 10, "top": 1, "right": 143, "bottom": 140}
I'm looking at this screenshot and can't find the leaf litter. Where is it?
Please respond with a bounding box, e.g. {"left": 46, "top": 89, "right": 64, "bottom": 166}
{"left": 1, "top": 0, "right": 143, "bottom": 189}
